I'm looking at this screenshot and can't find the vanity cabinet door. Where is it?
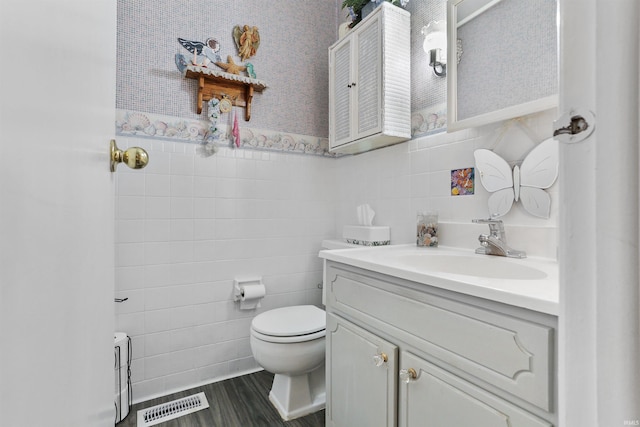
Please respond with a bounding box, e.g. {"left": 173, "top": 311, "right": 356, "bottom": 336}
{"left": 326, "top": 313, "right": 398, "bottom": 427}
{"left": 398, "top": 352, "right": 552, "bottom": 427}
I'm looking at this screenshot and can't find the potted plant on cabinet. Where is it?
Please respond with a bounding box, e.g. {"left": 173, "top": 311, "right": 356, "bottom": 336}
{"left": 342, "top": 0, "right": 410, "bottom": 28}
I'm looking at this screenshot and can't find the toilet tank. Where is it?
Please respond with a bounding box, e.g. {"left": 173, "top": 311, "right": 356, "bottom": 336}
{"left": 321, "top": 239, "right": 360, "bottom": 250}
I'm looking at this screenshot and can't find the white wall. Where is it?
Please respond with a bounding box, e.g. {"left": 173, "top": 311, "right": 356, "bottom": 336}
{"left": 115, "top": 138, "right": 335, "bottom": 402}
{"left": 115, "top": 108, "right": 558, "bottom": 403}
{"left": 334, "top": 109, "right": 559, "bottom": 258}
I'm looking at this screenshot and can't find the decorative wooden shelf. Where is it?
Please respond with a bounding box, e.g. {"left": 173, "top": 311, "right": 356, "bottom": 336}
{"left": 183, "top": 65, "right": 267, "bottom": 121}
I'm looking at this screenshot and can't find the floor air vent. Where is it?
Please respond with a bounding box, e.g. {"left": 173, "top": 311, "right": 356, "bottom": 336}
{"left": 137, "top": 392, "right": 209, "bottom": 427}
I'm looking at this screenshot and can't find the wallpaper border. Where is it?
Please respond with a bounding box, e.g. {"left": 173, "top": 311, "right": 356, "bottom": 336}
{"left": 116, "top": 106, "right": 448, "bottom": 158}
{"left": 116, "top": 109, "right": 336, "bottom": 157}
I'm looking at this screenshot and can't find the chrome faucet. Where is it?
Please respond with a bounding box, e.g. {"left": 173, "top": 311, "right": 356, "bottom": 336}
{"left": 472, "top": 218, "right": 526, "bottom": 258}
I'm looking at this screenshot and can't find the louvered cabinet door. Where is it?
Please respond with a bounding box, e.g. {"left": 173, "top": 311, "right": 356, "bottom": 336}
{"left": 329, "top": 36, "right": 354, "bottom": 150}
{"left": 354, "top": 12, "right": 382, "bottom": 141}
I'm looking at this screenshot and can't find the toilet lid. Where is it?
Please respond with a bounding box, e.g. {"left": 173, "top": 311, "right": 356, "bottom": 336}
{"left": 252, "top": 305, "right": 325, "bottom": 337}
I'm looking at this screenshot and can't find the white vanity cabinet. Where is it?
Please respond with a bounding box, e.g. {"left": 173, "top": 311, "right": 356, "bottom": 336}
{"left": 325, "top": 261, "right": 558, "bottom": 427}
{"left": 328, "top": 2, "right": 411, "bottom": 155}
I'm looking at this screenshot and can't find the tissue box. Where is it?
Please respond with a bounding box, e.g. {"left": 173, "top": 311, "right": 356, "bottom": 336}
{"left": 343, "top": 226, "right": 390, "bottom": 246}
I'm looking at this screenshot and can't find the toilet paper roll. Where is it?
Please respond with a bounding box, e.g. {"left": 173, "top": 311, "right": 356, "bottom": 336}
{"left": 240, "top": 283, "right": 266, "bottom": 301}
{"left": 240, "top": 283, "right": 266, "bottom": 310}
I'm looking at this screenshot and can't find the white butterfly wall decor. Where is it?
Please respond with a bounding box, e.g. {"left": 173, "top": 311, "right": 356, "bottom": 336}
{"left": 474, "top": 138, "right": 559, "bottom": 218}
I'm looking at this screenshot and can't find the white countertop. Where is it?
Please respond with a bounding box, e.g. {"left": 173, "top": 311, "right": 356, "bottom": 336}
{"left": 319, "top": 244, "right": 559, "bottom": 315}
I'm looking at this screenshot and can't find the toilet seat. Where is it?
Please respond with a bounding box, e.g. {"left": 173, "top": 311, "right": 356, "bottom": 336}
{"left": 251, "top": 305, "right": 326, "bottom": 343}
{"left": 251, "top": 328, "right": 325, "bottom": 344}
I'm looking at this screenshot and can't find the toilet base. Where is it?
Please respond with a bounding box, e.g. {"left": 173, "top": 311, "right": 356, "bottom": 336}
{"left": 268, "top": 365, "right": 326, "bottom": 421}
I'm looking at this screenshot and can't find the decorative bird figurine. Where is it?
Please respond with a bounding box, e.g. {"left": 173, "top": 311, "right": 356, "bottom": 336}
{"left": 177, "top": 37, "right": 222, "bottom": 63}
{"left": 245, "top": 63, "right": 256, "bottom": 79}
{"left": 215, "top": 55, "right": 246, "bottom": 75}
{"left": 233, "top": 25, "right": 260, "bottom": 61}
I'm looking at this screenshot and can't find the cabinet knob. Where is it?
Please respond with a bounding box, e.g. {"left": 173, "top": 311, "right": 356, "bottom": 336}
{"left": 372, "top": 352, "right": 388, "bottom": 367}
{"left": 399, "top": 368, "right": 418, "bottom": 383}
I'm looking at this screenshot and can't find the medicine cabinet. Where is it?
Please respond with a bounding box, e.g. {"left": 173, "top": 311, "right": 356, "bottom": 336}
{"left": 446, "top": 0, "right": 558, "bottom": 131}
{"left": 328, "top": 2, "right": 411, "bottom": 154}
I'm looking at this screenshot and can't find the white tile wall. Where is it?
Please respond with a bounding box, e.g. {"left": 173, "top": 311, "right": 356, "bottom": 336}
{"left": 115, "top": 108, "right": 559, "bottom": 403}
{"left": 333, "top": 108, "right": 559, "bottom": 256}
{"left": 115, "top": 137, "right": 334, "bottom": 403}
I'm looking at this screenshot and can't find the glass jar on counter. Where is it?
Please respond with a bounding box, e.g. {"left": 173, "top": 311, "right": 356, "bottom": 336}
{"left": 417, "top": 211, "right": 438, "bottom": 247}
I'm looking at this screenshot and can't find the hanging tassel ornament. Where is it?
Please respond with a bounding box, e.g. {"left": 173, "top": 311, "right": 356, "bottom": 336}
{"left": 200, "top": 98, "right": 220, "bottom": 157}
{"left": 232, "top": 109, "right": 240, "bottom": 147}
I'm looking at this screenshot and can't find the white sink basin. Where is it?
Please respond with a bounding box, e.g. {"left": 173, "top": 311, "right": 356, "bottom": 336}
{"left": 388, "top": 253, "right": 547, "bottom": 280}
{"left": 319, "top": 244, "right": 559, "bottom": 315}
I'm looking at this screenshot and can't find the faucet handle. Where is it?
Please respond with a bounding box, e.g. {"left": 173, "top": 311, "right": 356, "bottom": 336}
{"left": 472, "top": 219, "right": 525, "bottom": 258}
{"left": 472, "top": 218, "right": 503, "bottom": 225}
{"left": 472, "top": 218, "right": 505, "bottom": 239}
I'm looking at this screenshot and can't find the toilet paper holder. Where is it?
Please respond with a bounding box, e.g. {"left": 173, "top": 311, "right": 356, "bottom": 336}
{"left": 233, "top": 277, "right": 266, "bottom": 309}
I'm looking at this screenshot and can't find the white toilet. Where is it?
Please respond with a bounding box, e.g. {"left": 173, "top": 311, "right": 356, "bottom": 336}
{"left": 250, "top": 305, "right": 326, "bottom": 420}
{"left": 249, "top": 240, "right": 357, "bottom": 421}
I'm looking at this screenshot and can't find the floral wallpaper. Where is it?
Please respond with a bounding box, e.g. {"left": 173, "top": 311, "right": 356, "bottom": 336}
{"left": 116, "top": 0, "right": 336, "bottom": 138}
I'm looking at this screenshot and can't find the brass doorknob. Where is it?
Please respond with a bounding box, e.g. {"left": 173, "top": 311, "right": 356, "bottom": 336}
{"left": 110, "top": 139, "right": 149, "bottom": 172}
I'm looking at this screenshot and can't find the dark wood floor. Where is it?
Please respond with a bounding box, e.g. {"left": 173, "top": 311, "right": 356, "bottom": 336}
{"left": 117, "top": 370, "right": 325, "bottom": 427}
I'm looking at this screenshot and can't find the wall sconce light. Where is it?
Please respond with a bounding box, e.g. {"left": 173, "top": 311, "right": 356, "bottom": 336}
{"left": 422, "top": 20, "right": 447, "bottom": 77}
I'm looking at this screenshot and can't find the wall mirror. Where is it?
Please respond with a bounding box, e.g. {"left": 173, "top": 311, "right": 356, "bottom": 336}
{"left": 446, "top": 0, "right": 558, "bottom": 132}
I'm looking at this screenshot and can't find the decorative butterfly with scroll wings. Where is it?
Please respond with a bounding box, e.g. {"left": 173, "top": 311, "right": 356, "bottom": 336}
{"left": 474, "top": 138, "right": 559, "bottom": 219}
